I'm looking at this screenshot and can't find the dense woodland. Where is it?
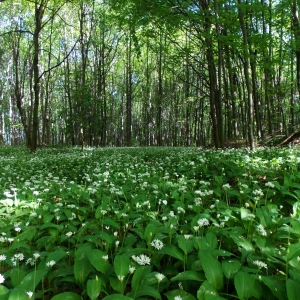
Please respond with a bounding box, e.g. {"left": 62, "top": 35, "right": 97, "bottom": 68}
{"left": 0, "top": 0, "right": 299, "bottom": 152}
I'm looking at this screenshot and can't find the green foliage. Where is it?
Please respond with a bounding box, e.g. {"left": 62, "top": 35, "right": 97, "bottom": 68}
{"left": 0, "top": 146, "right": 299, "bottom": 300}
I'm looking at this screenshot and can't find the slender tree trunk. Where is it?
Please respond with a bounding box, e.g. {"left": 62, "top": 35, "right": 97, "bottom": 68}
{"left": 31, "top": 0, "right": 45, "bottom": 153}
{"left": 238, "top": 0, "right": 255, "bottom": 150}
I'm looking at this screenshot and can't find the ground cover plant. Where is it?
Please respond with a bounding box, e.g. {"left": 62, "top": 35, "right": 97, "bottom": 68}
{"left": 0, "top": 146, "right": 300, "bottom": 300}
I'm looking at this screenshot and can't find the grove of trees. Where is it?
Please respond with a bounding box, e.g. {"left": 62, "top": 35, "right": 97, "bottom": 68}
{"left": 0, "top": 0, "right": 299, "bottom": 152}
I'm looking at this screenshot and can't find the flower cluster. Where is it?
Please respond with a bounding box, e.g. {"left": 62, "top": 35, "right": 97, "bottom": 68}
{"left": 132, "top": 254, "right": 151, "bottom": 265}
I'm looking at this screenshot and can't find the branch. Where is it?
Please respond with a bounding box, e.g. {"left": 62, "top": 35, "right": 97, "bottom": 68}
{"left": 0, "top": 29, "right": 33, "bottom": 37}
{"left": 38, "top": 37, "right": 79, "bottom": 82}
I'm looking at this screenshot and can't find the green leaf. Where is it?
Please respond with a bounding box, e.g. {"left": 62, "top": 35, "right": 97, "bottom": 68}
{"left": 144, "top": 221, "right": 158, "bottom": 244}
{"left": 286, "top": 279, "right": 298, "bottom": 300}
{"left": 222, "top": 260, "right": 241, "bottom": 279}
{"left": 261, "top": 276, "right": 287, "bottom": 300}
{"left": 102, "top": 295, "right": 134, "bottom": 300}
{"left": 165, "top": 289, "right": 197, "bottom": 300}
{"left": 9, "top": 269, "right": 27, "bottom": 287}
{"left": 199, "top": 251, "right": 223, "bottom": 291}
{"left": 102, "top": 218, "right": 120, "bottom": 230}
{"left": 170, "top": 270, "right": 205, "bottom": 282}
{"left": 8, "top": 288, "right": 28, "bottom": 300}
{"left": 46, "top": 250, "right": 67, "bottom": 264}
{"left": 231, "top": 235, "right": 254, "bottom": 252}
{"left": 177, "top": 235, "right": 194, "bottom": 255}
{"left": 205, "top": 233, "right": 218, "bottom": 250}
{"left": 128, "top": 285, "right": 162, "bottom": 300}
{"left": 12, "top": 227, "right": 36, "bottom": 242}
{"left": 114, "top": 254, "right": 131, "bottom": 277}
{"left": 0, "top": 285, "right": 9, "bottom": 300}
{"left": 234, "top": 271, "right": 252, "bottom": 300}
{"left": 86, "top": 249, "right": 110, "bottom": 274}
{"left": 197, "top": 281, "right": 227, "bottom": 300}
{"left": 74, "top": 255, "right": 92, "bottom": 285}
{"left": 87, "top": 276, "right": 102, "bottom": 300}
{"left": 131, "top": 266, "right": 151, "bottom": 293}
{"left": 287, "top": 243, "right": 300, "bottom": 261}
{"left": 109, "top": 275, "right": 126, "bottom": 294}
{"left": 18, "top": 269, "right": 49, "bottom": 290}
{"left": 51, "top": 292, "right": 83, "bottom": 300}
{"left": 256, "top": 207, "right": 272, "bottom": 227}
{"left": 160, "top": 244, "right": 184, "bottom": 261}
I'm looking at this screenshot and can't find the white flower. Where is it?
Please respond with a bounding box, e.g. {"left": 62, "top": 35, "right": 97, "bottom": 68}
{"left": 115, "top": 240, "right": 120, "bottom": 247}
{"left": 118, "top": 275, "right": 125, "bottom": 281}
{"left": 14, "top": 253, "right": 24, "bottom": 261}
{"left": 253, "top": 260, "right": 268, "bottom": 269}
{"left": 33, "top": 253, "right": 40, "bottom": 260}
{"left": 0, "top": 273, "right": 5, "bottom": 284}
{"left": 0, "top": 254, "right": 6, "bottom": 261}
{"left": 129, "top": 265, "right": 136, "bottom": 274}
{"left": 174, "top": 296, "right": 182, "bottom": 300}
{"left": 46, "top": 260, "right": 56, "bottom": 267}
{"left": 155, "top": 273, "right": 165, "bottom": 282}
{"left": 222, "top": 183, "right": 231, "bottom": 189}
{"left": 265, "top": 182, "right": 275, "bottom": 188}
{"left": 184, "top": 235, "right": 191, "bottom": 240}
{"left": 15, "top": 227, "right": 21, "bottom": 232}
{"left": 197, "top": 218, "right": 209, "bottom": 227}
{"left": 102, "top": 255, "right": 109, "bottom": 261}
{"left": 150, "top": 239, "right": 164, "bottom": 250}
{"left": 257, "top": 224, "right": 267, "bottom": 236}
{"left": 131, "top": 254, "right": 151, "bottom": 265}
{"left": 66, "top": 232, "right": 73, "bottom": 237}
{"left": 27, "top": 291, "right": 33, "bottom": 298}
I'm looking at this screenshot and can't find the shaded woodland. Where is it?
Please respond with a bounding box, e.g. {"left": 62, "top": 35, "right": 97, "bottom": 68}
{"left": 0, "top": 0, "right": 299, "bottom": 152}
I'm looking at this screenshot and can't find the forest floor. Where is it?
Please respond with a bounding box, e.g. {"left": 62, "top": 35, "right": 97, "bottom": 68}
{"left": 0, "top": 146, "right": 299, "bottom": 300}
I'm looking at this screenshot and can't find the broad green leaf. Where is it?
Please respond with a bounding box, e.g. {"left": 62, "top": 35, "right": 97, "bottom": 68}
{"left": 222, "top": 260, "right": 241, "bottom": 279}
{"left": 12, "top": 227, "right": 36, "bottom": 242}
{"left": 114, "top": 254, "right": 131, "bottom": 277}
{"left": 86, "top": 249, "right": 110, "bottom": 274}
{"left": 9, "top": 242, "right": 30, "bottom": 251}
{"left": 197, "top": 281, "right": 227, "bottom": 300}
{"left": 131, "top": 266, "right": 151, "bottom": 293}
{"left": 0, "top": 285, "right": 10, "bottom": 300}
{"left": 212, "top": 249, "right": 234, "bottom": 257}
{"left": 286, "top": 279, "right": 298, "bottom": 300}
{"left": 205, "top": 233, "right": 218, "bottom": 250}
{"left": 165, "top": 289, "right": 197, "bottom": 300}
{"left": 199, "top": 251, "right": 223, "bottom": 291}
{"left": 9, "top": 269, "right": 27, "bottom": 287}
{"left": 109, "top": 275, "right": 126, "bottom": 294}
{"left": 102, "top": 295, "right": 134, "bottom": 300}
{"left": 261, "top": 276, "right": 287, "bottom": 300}
{"left": 170, "top": 270, "right": 205, "bottom": 282}
{"left": 144, "top": 222, "right": 158, "bottom": 244}
{"left": 128, "top": 285, "right": 162, "bottom": 300}
{"left": 74, "top": 256, "right": 92, "bottom": 285}
{"left": 102, "top": 218, "right": 120, "bottom": 230}
{"left": 8, "top": 288, "right": 28, "bottom": 300}
{"left": 231, "top": 235, "right": 254, "bottom": 252}
{"left": 18, "top": 269, "right": 48, "bottom": 290}
{"left": 51, "top": 292, "right": 83, "bottom": 300}
{"left": 160, "top": 244, "right": 184, "bottom": 261}
{"left": 177, "top": 235, "right": 194, "bottom": 255}
{"left": 234, "top": 271, "right": 252, "bottom": 300}
{"left": 87, "top": 276, "right": 102, "bottom": 300}
{"left": 287, "top": 243, "right": 300, "bottom": 261}
{"left": 240, "top": 207, "right": 254, "bottom": 220}
{"left": 46, "top": 250, "right": 67, "bottom": 264}
{"left": 256, "top": 207, "right": 272, "bottom": 227}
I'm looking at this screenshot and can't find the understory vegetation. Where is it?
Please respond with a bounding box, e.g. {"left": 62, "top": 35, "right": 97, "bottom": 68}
{"left": 0, "top": 146, "right": 300, "bottom": 300}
